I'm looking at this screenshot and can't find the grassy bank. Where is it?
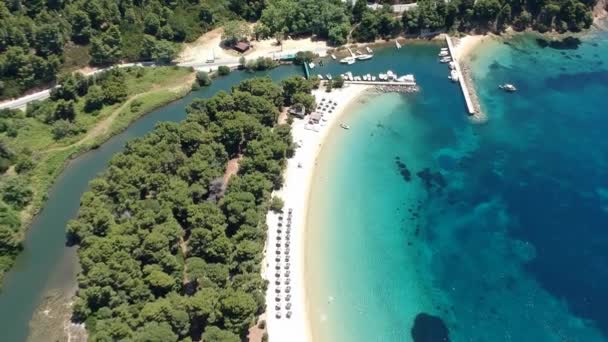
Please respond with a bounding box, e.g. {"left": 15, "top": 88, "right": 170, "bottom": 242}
{"left": 0, "top": 66, "right": 195, "bottom": 286}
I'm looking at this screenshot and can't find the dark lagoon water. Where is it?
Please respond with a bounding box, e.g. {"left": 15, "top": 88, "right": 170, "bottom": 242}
{"left": 0, "top": 66, "right": 302, "bottom": 342}
{"left": 308, "top": 30, "right": 608, "bottom": 341}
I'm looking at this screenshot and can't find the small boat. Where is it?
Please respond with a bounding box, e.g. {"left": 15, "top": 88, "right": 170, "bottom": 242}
{"left": 356, "top": 54, "right": 373, "bottom": 61}
{"left": 308, "top": 62, "right": 315, "bottom": 69}
{"left": 395, "top": 40, "right": 402, "bottom": 49}
{"left": 366, "top": 46, "right": 373, "bottom": 53}
{"left": 441, "top": 47, "right": 449, "bottom": 52}
{"left": 499, "top": 84, "right": 517, "bottom": 92}
{"left": 449, "top": 70, "right": 459, "bottom": 82}
{"left": 340, "top": 56, "right": 356, "bottom": 64}
{"left": 331, "top": 54, "right": 337, "bottom": 60}
{"left": 371, "top": 76, "right": 377, "bottom": 81}
{"left": 340, "top": 123, "right": 350, "bottom": 130}
{"left": 438, "top": 50, "right": 449, "bottom": 57}
{"left": 326, "top": 74, "right": 332, "bottom": 80}
{"left": 439, "top": 56, "right": 452, "bottom": 63}
{"left": 379, "top": 73, "right": 388, "bottom": 81}
{"left": 387, "top": 70, "right": 396, "bottom": 80}
{"left": 449, "top": 61, "right": 456, "bottom": 70}
{"left": 317, "top": 74, "right": 324, "bottom": 80}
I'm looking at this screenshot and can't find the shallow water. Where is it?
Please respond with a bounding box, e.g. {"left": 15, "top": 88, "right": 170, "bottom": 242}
{"left": 308, "top": 31, "right": 608, "bottom": 341}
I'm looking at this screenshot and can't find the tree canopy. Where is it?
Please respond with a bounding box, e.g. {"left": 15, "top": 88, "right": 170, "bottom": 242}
{"left": 68, "top": 77, "right": 303, "bottom": 340}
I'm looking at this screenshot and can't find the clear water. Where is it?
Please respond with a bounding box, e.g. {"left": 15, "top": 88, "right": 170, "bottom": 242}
{"left": 0, "top": 66, "right": 302, "bottom": 342}
{"left": 308, "top": 31, "right": 608, "bottom": 341}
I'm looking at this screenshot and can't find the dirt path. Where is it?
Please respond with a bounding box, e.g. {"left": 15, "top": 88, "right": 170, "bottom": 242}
{"left": 45, "top": 73, "right": 194, "bottom": 154}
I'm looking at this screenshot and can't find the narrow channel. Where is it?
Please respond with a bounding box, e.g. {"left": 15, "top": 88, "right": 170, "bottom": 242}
{"left": 0, "top": 66, "right": 301, "bottom": 341}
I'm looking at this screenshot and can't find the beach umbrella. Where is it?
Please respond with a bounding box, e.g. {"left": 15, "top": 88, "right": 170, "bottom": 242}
{"left": 286, "top": 294, "right": 292, "bottom": 301}
{"left": 275, "top": 250, "right": 281, "bottom": 255}
{"left": 275, "top": 305, "right": 281, "bottom": 311}
{"left": 275, "top": 272, "right": 280, "bottom": 278}
{"left": 275, "top": 264, "right": 281, "bottom": 270}
{"left": 276, "top": 236, "right": 282, "bottom": 241}
{"left": 285, "top": 262, "right": 291, "bottom": 269}
{"left": 276, "top": 313, "right": 282, "bottom": 319}
{"left": 286, "top": 303, "right": 292, "bottom": 310}
{"left": 286, "top": 278, "right": 291, "bottom": 285}
{"left": 278, "top": 215, "right": 283, "bottom": 221}
{"left": 277, "top": 229, "right": 282, "bottom": 234}
{"left": 275, "top": 280, "right": 281, "bottom": 285}
{"left": 285, "top": 256, "right": 290, "bottom": 262}
{"left": 275, "top": 257, "right": 280, "bottom": 262}
{"left": 275, "top": 297, "right": 281, "bottom": 302}
{"left": 275, "top": 287, "right": 281, "bottom": 293}
{"left": 278, "top": 222, "right": 283, "bottom": 227}
{"left": 286, "top": 286, "right": 292, "bottom": 293}
{"left": 285, "top": 249, "right": 290, "bottom": 255}
{"left": 285, "top": 271, "right": 290, "bottom": 277}
{"left": 286, "top": 235, "right": 290, "bottom": 241}
{"left": 275, "top": 243, "right": 281, "bottom": 248}
{"left": 286, "top": 311, "right": 292, "bottom": 318}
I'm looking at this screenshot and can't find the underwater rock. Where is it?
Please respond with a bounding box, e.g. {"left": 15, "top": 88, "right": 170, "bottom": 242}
{"left": 536, "top": 36, "right": 581, "bottom": 50}
{"left": 395, "top": 159, "right": 412, "bottom": 182}
{"left": 417, "top": 168, "right": 447, "bottom": 190}
{"left": 411, "top": 313, "right": 451, "bottom": 342}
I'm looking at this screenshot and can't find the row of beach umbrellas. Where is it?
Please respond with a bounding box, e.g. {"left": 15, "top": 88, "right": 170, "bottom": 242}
{"left": 273, "top": 208, "right": 293, "bottom": 319}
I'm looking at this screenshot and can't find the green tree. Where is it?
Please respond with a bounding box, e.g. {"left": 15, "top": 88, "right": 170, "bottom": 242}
{"left": 84, "top": 85, "right": 105, "bottom": 112}
{"left": 220, "top": 290, "right": 258, "bottom": 334}
{"left": 133, "top": 322, "right": 178, "bottom": 342}
{"left": 54, "top": 99, "right": 76, "bottom": 121}
{"left": 218, "top": 66, "right": 231, "bottom": 76}
{"left": 90, "top": 26, "right": 123, "bottom": 65}
{"left": 70, "top": 10, "right": 92, "bottom": 44}
{"left": 201, "top": 326, "right": 239, "bottom": 342}
{"left": 197, "top": 71, "right": 212, "bottom": 86}
{"left": 1, "top": 177, "right": 33, "bottom": 209}
{"left": 222, "top": 20, "right": 251, "bottom": 47}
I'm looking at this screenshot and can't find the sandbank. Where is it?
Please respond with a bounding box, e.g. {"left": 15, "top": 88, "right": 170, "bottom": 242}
{"left": 262, "top": 84, "right": 371, "bottom": 342}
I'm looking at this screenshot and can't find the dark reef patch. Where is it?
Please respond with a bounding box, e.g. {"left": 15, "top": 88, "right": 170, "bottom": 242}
{"left": 417, "top": 168, "right": 447, "bottom": 190}
{"left": 411, "top": 313, "right": 450, "bottom": 342}
{"left": 536, "top": 36, "right": 581, "bottom": 50}
{"left": 395, "top": 158, "right": 412, "bottom": 182}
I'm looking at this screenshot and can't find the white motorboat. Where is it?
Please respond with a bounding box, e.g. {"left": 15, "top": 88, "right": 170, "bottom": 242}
{"left": 340, "top": 56, "right": 356, "bottom": 64}
{"left": 397, "top": 74, "right": 416, "bottom": 83}
{"left": 499, "top": 84, "right": 517, "bottom": 92}
{"left": 326, "top": 74, "right": 332, "bottom": 80}
{"left": 395, "top": 40, "right": 402, "bottom": 49}
{"left": 308, "top": 62, "right": 315, "bottom": 69}
{"left": 356, "top": 54, "right": 373, "bottom": 61}
{"left": 438, "top": 50, "right": 449, "bottom": 57}
{"left": 449, "top": 61, "right": 456, "bottom": 70}
{"left": 331, "top": 54, "right": 337, "bottom": 60}
{"left": 449, "top": 70, "right": 459, "bottom": 82}
{"left": 340, "top": 123, "right": 350, "bottom": 130}
{"left": 439, "top": 56, "right": 452, "bottom": 63}
{"left": 317, "top": 74, "right": 324, "bottom": 80}
{"left": 366, "top": 46, "right": 373, "bottom": 53}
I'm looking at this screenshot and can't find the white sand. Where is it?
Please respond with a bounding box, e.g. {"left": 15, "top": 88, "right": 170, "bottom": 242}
{"left": 452, "top": 34, "right": 486, "bottom": 60}
{"left": 263, "top": 84, "right": 371, "bottom": 342}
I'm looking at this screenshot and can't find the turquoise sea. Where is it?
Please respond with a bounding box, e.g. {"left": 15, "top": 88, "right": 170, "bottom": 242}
{"left": 307, "top": 30, "right": 608, "bottom": 341}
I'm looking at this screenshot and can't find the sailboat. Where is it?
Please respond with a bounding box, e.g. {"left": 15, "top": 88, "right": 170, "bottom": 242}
{"left": 395, "top": 40, "right": 402, "bottom": 49}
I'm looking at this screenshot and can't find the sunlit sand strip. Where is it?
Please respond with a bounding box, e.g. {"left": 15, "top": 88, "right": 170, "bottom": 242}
{"left": 263, "top": 84, "right": 371, "bottom": 342}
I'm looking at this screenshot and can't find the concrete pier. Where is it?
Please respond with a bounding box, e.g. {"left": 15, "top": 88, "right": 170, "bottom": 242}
{"left": 445, "top": 35, "right": 477, "bottom": 116}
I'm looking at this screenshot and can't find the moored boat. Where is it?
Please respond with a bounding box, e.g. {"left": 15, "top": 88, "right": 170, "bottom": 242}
{"left": 499, "top": 83, "right": 517, "bottom": 92}
{"left": 340, "top": 56, "right": 356, "bottom": 64}
{"left": 356, "top": 54, "right": 373, "bottom": 61}
{"left": 340, "top": 123, "right": 350, "bottom": 130}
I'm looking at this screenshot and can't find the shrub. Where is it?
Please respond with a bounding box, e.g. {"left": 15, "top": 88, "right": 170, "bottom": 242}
{"left": 218, "top": 66, "right": 231, "bottom": 76}
{"left": 196, "top": 71, "right": 212, "bottom": 86}
{"left": 293, "top": 51, "right": 317, "bottom": 65}
{"left": 1, "top": 177, "right": 33, "bottom": 209}
{"left": 270, "top": 197, "right": 284, "bottom": 213}
{"left": 15, "top": 157, "right": 35, "bottom": 174}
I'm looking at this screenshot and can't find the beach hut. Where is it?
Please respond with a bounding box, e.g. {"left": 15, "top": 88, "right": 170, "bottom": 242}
{"left": 288, "top": 105, "right": 306, "bottom": 119}
{"left": 234, "top": 41, "right": 251, "bottom": 53}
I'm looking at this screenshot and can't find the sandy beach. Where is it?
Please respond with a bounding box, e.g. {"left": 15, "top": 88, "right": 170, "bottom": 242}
{"left": 177, "top": 28, "right": 330, "bottom": 64}
{"left": 263, "top": 84, "right": 370, "bottom": 342}
{"left": 452, "top": 34, "right": 487, "bottom": 61}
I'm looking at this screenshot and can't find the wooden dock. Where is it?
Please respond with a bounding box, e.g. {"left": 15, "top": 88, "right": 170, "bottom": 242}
{"left": 445, "top": 35, "right": 476, "bottom": 116}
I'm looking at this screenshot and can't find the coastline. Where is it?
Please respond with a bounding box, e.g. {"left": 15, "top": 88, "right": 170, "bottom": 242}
{"left": 450, "top": 34, "right": 490, "bottom": 123}
{"left": 263, "top": 84, "right": 371, "bottom": 342}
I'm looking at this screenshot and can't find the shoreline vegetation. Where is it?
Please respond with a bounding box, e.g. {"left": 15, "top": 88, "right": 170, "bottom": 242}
{"left": 65, "top": 76, "right": 315, "bottom": 341}
{"left": 0, "top": 66, "right": 196, "bottom": 286}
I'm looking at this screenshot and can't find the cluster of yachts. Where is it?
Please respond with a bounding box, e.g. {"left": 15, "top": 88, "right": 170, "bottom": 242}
{"left": 438, "top": 47, "right": 460, "bottom": 83}
{"left": 273, "top": 208, "right": 294, "bottom": 320}
{"left": 316, "top": 70, "right": 416, "bottom": 84}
